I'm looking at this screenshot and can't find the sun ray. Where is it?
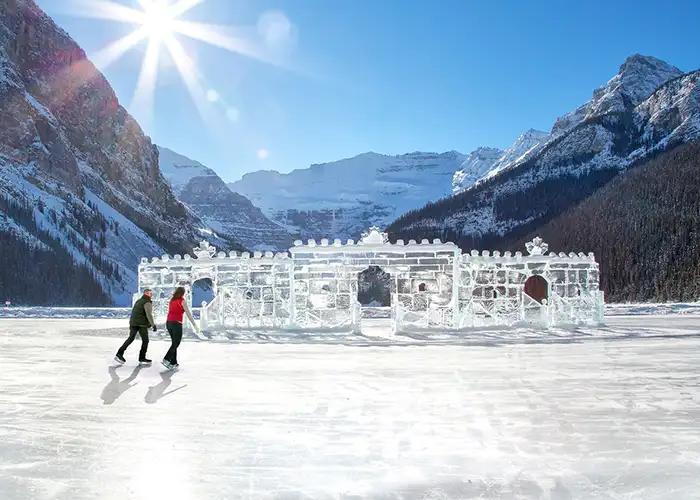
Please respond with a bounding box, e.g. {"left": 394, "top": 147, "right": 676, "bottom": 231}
{"left": 172, "top": 20, "right": 293, "bottom": 71}
{"left": 162, "top": 35, "right": 212, "bottom": 123}
{"left": 59, "top": 0, "right": 313, "bottom": 131}
{"left": 170, "top": 0, "right": 208, "bottom": 18}
{"left": 91, "top": 26, "right": 151, "bottom": 70}
{"left": 60, "top": 0, "right": 145, "bottom": 25}
{"left": 130, "top": 37, "right": 162, "bottom": 129}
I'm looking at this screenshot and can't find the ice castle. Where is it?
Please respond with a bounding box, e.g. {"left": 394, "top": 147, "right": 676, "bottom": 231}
{"left": 137, "top": 227, "right": 604, "bottom": 333}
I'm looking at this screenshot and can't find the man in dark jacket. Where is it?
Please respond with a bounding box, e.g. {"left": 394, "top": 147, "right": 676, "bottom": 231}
{"left": 115, "top": 289, "right": 157, "bottom": 365}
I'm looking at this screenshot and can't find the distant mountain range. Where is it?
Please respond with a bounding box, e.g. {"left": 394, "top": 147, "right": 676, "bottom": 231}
{"left": 452, "top": 129, "right": 550, "bottom": 193}
{"left": 228, "top": 151, "right": 467, "bottom": 241}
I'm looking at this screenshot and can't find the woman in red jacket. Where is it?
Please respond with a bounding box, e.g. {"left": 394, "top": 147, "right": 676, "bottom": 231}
{"left": 163, "top": 286, "right": 200, "bottom": 369}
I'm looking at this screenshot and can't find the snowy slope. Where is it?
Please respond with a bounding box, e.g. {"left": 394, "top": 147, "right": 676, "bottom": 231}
{"left": 157, "top": 147, "right": 213, "bottom": 193}
{"left": 479, "top": 128, "right": 550, "bottom": 183}
{"left": 0, "top": 0, "right": 233, "bottom": 305}
{"left": 452, "top": 129, "right": 551, "bottom": 193}
{"left": 451, "top": 147, "right": 502, "bottom": 194}
{"left": 390, "top": 55, "right": 698, "bottom": 243}
{"left": 158, "top": 146, "right": 293, "bottom": 251}
{"left": 229, "top": 151, "right": 467, "bottom": 241}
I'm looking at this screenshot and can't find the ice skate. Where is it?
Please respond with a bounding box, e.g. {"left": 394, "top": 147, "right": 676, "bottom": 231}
{"left": 161, "top": 359, "right": 179, "bottom": 371}
{"left": 138, "top": 358, "right": 152, "bottom": 365}
{"left": 114, "top": 354, "right": 126, "bottom": 364}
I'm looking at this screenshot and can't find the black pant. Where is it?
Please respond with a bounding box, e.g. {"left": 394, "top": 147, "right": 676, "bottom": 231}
{"left": 117, "top": 326, "right": 149, "bottom": 360}
{"left": 164, "top": 321, "right": 183, "bottom": 365}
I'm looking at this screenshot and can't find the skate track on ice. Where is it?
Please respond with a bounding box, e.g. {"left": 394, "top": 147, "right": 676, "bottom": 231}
{"left": 1, "top": 316, "right": 700, "bottom": 499}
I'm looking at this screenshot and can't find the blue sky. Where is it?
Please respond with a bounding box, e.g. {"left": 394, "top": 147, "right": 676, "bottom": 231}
{"left": 37, "top": 0, "right": 700, "bottom": 182}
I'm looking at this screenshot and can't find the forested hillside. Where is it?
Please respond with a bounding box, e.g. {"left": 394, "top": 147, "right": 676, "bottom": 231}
{"left": 509, "top": 139, "right": 700, "bottom": 302}
{"left": 0, "top": 195, "right": 110, "bottom": 305}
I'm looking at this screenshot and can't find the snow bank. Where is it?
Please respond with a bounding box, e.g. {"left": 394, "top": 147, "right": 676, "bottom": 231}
{"left": 0, "top": 307, "right": 131, "bottom": 319}
{"left": 1, "top": 302, "right": 699, "bottom": 321}
{"left": 605, "top": 302, "right": 700, "bottom": 316}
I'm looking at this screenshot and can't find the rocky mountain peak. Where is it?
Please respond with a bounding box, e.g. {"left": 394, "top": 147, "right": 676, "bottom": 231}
{"left": 552, "top": 54, "right": 682, "bottom": 137}
{"left": 158, "top": 146, "right": 293, "bottom": 251}
{"left": 612, "top": 54, "right": 683, "bottom": 103}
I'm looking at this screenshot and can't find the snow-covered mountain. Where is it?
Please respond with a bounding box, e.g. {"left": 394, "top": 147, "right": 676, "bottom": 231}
{"left": 478, "top": 129, "right": 550, "bottom": 183}
{"left": 450, "top": 55, "right": 682, "bottom": 195}
{"left": 451, "top": 147, "right": 502, "bottom": 194}
{"left": 389, "top": 55, "right": 699, "bottom": 246}
{"left": 0, "top": 0, "right": 236, "bottom": 305}
{"left": 228, "top": 151, "right": 467, "bottom": 241}
{"left": 452, "top": 129, "right": 551, "bottom": 193}
{"left": 158, "top": 147, "right": 293, "bottom": 251}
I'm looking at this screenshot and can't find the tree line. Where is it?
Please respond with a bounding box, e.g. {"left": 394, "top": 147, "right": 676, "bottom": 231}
{"left": 0, "top": 195, "right": 110, "bottom": 305}
{"left": 508, "top": 138, "right": 700, "bottom": 302}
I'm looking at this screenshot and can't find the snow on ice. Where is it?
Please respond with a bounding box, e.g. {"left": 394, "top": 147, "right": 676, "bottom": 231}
{"left": 1, "top": 315, "right": 700, "bottom": 499}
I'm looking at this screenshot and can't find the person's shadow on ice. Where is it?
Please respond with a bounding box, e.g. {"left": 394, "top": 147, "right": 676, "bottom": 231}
{"left": 101, "top": 365, "right": 145, "bottom": 405}
{"left": 144, "top": 370, "right": 187, "bottom": 404}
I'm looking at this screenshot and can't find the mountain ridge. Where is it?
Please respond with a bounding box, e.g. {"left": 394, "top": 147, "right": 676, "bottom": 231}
{"left": 387, "top": 57, "right": 700, "bottom": 256}
{"left": 228, "top": 150, "right": 467, "bottom": 241}
{"left": 158, "top": 146, "right": 293, "bottom": 251}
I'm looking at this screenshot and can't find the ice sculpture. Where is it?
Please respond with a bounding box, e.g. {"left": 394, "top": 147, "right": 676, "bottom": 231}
{"left": 136, "top": 231, "right": 604, "bottom": 333}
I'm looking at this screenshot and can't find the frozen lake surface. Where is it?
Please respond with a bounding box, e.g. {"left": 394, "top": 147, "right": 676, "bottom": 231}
{"left": 1, "top": 316, "right": 700, "bottom": 499}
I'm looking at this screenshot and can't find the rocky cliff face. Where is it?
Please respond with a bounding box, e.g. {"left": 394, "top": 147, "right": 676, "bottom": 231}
{"left": 228, "top": 151, "right": 467, "bottom": 242}
{"left": 158, "top": 146, "right": 293, "bottom": 251}
{"left": 0, "top": 0, "right": 228, "bottom": 305}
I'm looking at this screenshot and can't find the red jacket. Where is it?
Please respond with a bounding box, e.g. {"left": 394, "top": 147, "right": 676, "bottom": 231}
{"left": 167, "top": 298, "right": 185, "bottom": 323}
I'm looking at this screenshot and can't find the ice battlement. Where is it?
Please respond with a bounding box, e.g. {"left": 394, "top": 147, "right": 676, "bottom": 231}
{"left": 463, "top": 249, "right": 597, "bottom": 263}
{"left": 290, "top": 227, "right": 458, "bottom": 254}
{"left": 140, "top": 247, "right": 292, "bottom": 267}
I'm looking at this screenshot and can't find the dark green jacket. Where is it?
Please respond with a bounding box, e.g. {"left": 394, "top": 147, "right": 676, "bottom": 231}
{"left": 130, "top": 295, "right": 155, "bottom": 327}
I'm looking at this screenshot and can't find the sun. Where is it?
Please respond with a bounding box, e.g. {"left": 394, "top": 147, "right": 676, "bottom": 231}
{"left": 140, "top": 0, "right": 177, "bottom": 41}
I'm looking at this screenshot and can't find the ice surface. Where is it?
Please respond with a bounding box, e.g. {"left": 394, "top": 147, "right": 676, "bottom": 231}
{"left": 1, "top": 316, "right": 700, "bottom": 499}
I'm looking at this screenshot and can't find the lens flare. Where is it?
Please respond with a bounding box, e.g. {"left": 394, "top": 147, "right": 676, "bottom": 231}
{"left": 61, "top": 0, "right": 299, "bottom": 126}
